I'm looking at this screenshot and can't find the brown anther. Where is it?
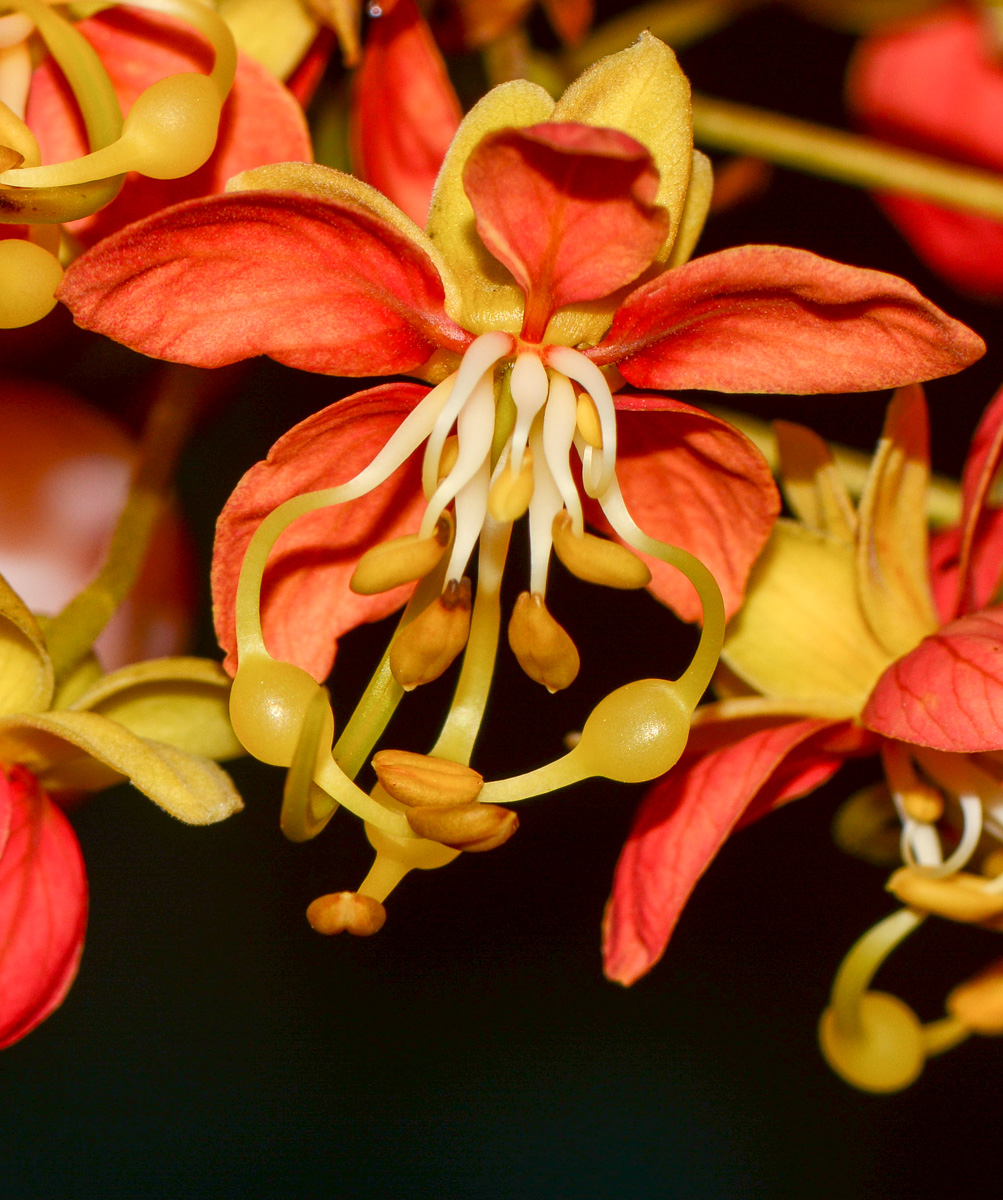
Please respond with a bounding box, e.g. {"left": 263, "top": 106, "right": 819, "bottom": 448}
{"left": 437, "top": 435, "right": 460, "bottom": 484}
{"left": 947, "top": 957, "right": 1003, "bottom": 1036}
{"left": 900, "top": 783, "right": 943, "bottom": 824}
{"left": 389, "top": 577, "right": 472, "bottom": 689}
{"left": 887, "top": 868, "right": 1003, "bottom": 929}
{"left": 350, "top": 524, "right": 449, "bottom": 596}
{"left": 488, "top": 448, "right": 534, "bottom": 522}
{"left": 406, "top": 800, "right": 518, "bottom": 851}
{"left": 306, "top": 891, "right": 387, "bottom": 936}
{"left": 551, "top": 510, "right": 651, "bottom": 589}
{"left": 371, "top": 748, "right": 483, "bottom": 808}
{"left": 575, "top": 388, "right": 603, "bottom": 448}
{"left": 508, "top": 591, "right": 580, "bottom": 692}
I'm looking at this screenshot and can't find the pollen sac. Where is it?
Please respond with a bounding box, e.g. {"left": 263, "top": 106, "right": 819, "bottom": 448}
{"left": 389, "top": 577, "right": 472, "bottom": 690}
{"left": 899, "top": 781, "right": 943, "bottom": 824}
{"left": 488, "top": 448, "right": 534, "bottom": 522}
{"left": 886, "top": 869, "right": 1003, "bottom": 929}
{"left": 552, "top": 511, "right": 651, "bottom": 590}
{"left": 350, "top": 521, "right": 450, "bottom": 596}
{"left": 947, "top": 958, "right": 1003, "bottom": 1036}
{"left": 372, "top": 749, "right": 484, "bottom": 807}
{"left": 406, "top": 801, "right": 518, "bottom": 852}
{"left": 306, "top": 891, "right": 387, "bottom": 937}
{"left": 508, "top": 591, "right": 580, "bottom": 692}
{"left": 576, "top": 389, "right": 603, "bottom": 448}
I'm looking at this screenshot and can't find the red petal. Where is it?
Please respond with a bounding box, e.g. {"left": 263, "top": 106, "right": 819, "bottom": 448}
{"left": 590, "top": 245, "right": 984, "bottom": 392}
{"left": 58, "top": 191, "right": 470, "bottom": 373}
{"left": 27, "top": 10, "right": 312, "bottom": 248}
{"left": 847, "top": 7, "right": 1003, "bottom": 299}
{"left": 351, "top": 0, "right": 461, "bottom": 227}
{"left": 862, "top": 606, "right": 1003, "bottom": 752}
{"left": 585, "top": 395, "right": 779, "bottom": 622}
{"left": 603, "top": 718, "right": 835, "bottom": 985}
{"left": 287, "top": 29, "right": 337, "bottom": 107}
{"left": 929, "top": 524, "right": 962, "bottom": 625}
{"left": 462, "top": 123, "right": 670, "bottom": 343}
{"left": 0, "top": 767, "right": 87, "bottom": 1049}
{"left": 955, "top": 383, "right": 1003, "bottom": 615}
{"left": 541, "top": 0, "right": 594, "bottom": 44}
{"left": 213, "top": 384, "right": 429, "bottom": 681}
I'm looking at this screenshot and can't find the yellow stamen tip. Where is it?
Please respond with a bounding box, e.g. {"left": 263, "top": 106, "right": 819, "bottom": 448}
{"left": 389, "top": 577, "right": 472, "bottom": 689}
{"left": 508, "top": 591, "right": 580, "bottom": 692}
{"left": 349, "top": 524, "right": 449, "bottom": 596}
{"left": 552, "top": 511, "right": 651, "bottom": 590}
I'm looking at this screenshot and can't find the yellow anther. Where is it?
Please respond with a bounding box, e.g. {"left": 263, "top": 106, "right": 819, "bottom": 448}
{"left": 0, "top": 238, "right": 62, "bottom": 328}
{"left": 900, "top": 782, "right": 943, "bottom": 824}
{"left": 552, "top": 510, "right": 651, "bottom": 590}
{"left": 406, "top": 801, "right": 519, "bottom": 852}
{"left": 349, "top": 519, "right": 450, "bottom": 596}
{"left": 306, "top": 891, "right": 387, "bottom": 936}
{"left": 437, "top": 435, "right": 459, "bottom": 484}
{"left": 371, "top": 749, "right": 484, "bottom": 808}
{"left": 389, "top": 577, "right": 472, "bottom": 690}
{"left": 576, "top": 388, "right": 603, "bottom": 449}
{"left": 947, "top": 958, "right": 1003, "bottom": 1036}
{"left": 887, "top": 868, "right": 1003, "bottom": 928}
{"left": 508, "top": 591, "right": 580, "bottom": 692}
{"left": 488, "top": 447, "right": 534, "bottom": 522}
{"left": 229, "top": 651, "right": 330, "bottom": 767}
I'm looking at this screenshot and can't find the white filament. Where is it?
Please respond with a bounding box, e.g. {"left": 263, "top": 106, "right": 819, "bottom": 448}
{"left": 421, "top": 370, "right": 495, "bottom": 538}
{"left": 546, "top": 345, "right": 618, "bottom": 497}
{"left": 445, "top": 455, "right": 491, "bottom": 583}
{"left": 898, "top": 793, "right": 983, "bottom": 878}
{"left": 509, "top": 352, "right": 549, "bottom": 475}
{"left": 527, "top": 415, "right": 564, "bottom": 596}
{"left": 422, "top": 331, "right": 512, "bottom": 500}
{"left": 542, "top": 373, "right": 584, "bottom": 535}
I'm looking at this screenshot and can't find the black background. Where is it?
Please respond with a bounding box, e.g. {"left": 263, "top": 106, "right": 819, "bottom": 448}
{"left": 4, "top": 4, "right": 1002, "bottom": 1197}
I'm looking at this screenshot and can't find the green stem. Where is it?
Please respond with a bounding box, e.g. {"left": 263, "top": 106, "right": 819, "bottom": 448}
{"left": 692, "top": 92, "right": 1003, "bottom": 219}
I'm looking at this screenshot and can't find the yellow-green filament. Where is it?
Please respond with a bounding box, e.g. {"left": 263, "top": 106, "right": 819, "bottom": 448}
{"left": 280, "top": 683, "right": 338, "bottom": 842}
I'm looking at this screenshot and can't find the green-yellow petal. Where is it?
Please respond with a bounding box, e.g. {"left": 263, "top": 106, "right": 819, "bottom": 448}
{"left": 67, "top": 656, "right": 244, "bottom": 762}
{"left": 425, "top": 79, "right": 555, "bottom": 334}
{"left": 721, "top": 520, "right": 893, "bottom": 712}
{"left": 667, "top": 149, "right": 713, "bottom": 268}
{"left": 0, "top": 710, "right": 242, "bottom": 824}
{"left": 774, "top": 419, "right": 856, "bottom": 542}
{"left": 0, "top": 573, "right": 54, "bottom": 717}
{"left": 218, "top": 0, "right": 319, "bottom": 81}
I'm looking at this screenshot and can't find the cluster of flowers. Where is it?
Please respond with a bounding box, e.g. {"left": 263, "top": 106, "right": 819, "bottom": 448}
{"left": 2, "top": 0, "right": 1003, "bottom": 1094}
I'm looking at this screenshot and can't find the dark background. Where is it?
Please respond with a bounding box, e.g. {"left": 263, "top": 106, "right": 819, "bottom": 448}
{"left": 4, "top": 4, "right": 1002, "bottom": 1197}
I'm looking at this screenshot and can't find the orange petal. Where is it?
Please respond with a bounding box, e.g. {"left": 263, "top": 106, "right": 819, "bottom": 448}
{"left": 955, "top": 383, "right": 1003, "bottom": 617}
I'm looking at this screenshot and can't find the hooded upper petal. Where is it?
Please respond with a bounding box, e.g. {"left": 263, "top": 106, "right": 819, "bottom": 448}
{"left": 351, "top": 0, "right": 461, "bottom": 227}
{"left": 0, "top": 767, "right": 87, "bottom": 1049}
{"left": 27, "top": 9, "right": 313, "bottom": 247}
{"left": 584, "top": 394, "right": 779, "bottom": 622}
{"left": 213, "top": 383, "right": 429, "bottom": 681}
{"left": 58, "top": 176, "right": 472, "bottom": 373}
{"left": 589, "top": 245, "right": 985, "bottom": 392}
{"left": 862, "top": 606, "right": 1003, "bottom": 753}
{"left": 603, "top": 716, "right": 837, "bottom": 985}
{"left": 463, "top": 123, "right": 670, "bottom": 342}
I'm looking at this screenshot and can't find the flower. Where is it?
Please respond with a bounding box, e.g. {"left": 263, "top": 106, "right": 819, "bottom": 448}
{"left": 847, "top": 2, "right": 1003, "bottom": 299}
{"left": 604, "top": 380, "right": 1003, "bottom": 1091}
{"left": 0, "top": 568, "right": 244, "bottom": 1048}
{"left": 0, "top": 0, "right": 311, "bottom": 327}
{"left": 56, "top": 33, "right": 983, "bottom": 932}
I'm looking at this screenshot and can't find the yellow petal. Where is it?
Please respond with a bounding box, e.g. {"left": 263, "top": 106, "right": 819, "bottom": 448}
{"left": 425, "top": 79, "right": 555, "bottom": 334}
{"left": 0, "top": 710, "right": 243, "bottom": 824}
{"left": 774, "top": 420, "right": 856, "bottom": 542}
{"left": 552, "top": 32, "right": 692, "bottom": 263}
{"left": 722, "top": 520, "right": 893, "bottom": 710}
{"left": 855, "top": 384, "right": 939, "bottom": 658}
{"left": 67, "top": 657, "right": 244, "bottom": 762}
{"left": 0, "top": 572, "right": 53, "bottom": 716}
{"left": 218, "top": 0, "right": 319, "bottom": 80}
{"left": 667, "top": 149, "right": 713, "bottom": 268}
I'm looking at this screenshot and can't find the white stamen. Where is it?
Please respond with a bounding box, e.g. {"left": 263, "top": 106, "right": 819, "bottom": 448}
{"left": 546, "top": 346, "right": 618, "bottom": 497}
{"left": 0, "top": 14, "right": 32, "bottom": 48}
{"left": 421, "top": 371, "right": 495, "bottom": 538}
{"left": 897, "top": 793, "right": 983, "bottom": 878}
{"left": 333, "top": 374, "right": 455, "bottom": 505}
{"left": 445, "top": 455, "right": 491, "bottom": 582}
{"left": 508, "top": 352, "right": 549, "bottom": 475}
{"left": 0, "top": 39, "right": 31, "bottom": 116}
{"left": 422, "top": 331, "right": 513, "bottom": 499}
{"left": 542, "top": 373, "right": 584, "bottom": 535}
{"left": 527, "top": 412, "right": 564, "bottom": 596}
